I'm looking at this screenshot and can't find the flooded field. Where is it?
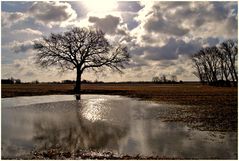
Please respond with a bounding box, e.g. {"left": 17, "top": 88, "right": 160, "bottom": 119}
{"left": 1, "top": 95, "right": 237, "bottom": 159}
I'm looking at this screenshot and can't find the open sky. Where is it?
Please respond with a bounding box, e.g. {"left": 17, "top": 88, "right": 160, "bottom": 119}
{"left": 1, "top": 1, "right": 238, "bottom": 82}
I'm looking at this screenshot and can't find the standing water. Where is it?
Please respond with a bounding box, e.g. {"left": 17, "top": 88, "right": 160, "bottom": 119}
{"left": 1, "top": 95, "right": 237, "bottom": 159}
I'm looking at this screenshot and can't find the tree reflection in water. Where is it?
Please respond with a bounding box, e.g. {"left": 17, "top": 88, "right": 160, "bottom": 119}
{"left": 32, "top": 99, "right": 128, "bottom": 153}
{"left": 75, "top": 94, "right": 81, "bottom": 100}
{"left": 2, "top": 95, "right": 237, "bottom": 159}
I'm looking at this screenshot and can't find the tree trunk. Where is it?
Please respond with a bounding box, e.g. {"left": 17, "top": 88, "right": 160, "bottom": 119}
{"left": 75, "top": 67, "right": 82, "bottom": 95}
{"left": 231, "top": 60, "right": 238, "bottom": 86}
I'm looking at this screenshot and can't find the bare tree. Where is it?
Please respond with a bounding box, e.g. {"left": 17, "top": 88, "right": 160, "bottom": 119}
{"left": 152, "top": 76, "right": 160, "bottom": 83}
{"left": 191, "top": 39, "right": 237, "bottom": 86}
{"left": 34, "top": 27, "right": 130, "bottom": 95}
{"left": 171, "top": 75, "right": 177, "bottom": 82}
{"left": 161, "top": 75, "right": 167, "bottom": 83}
{"left": 220, "top": 40, "right": 238, "bottom": 85}
{"left": 192, "top": 53, "right": 205, "bottom": 83}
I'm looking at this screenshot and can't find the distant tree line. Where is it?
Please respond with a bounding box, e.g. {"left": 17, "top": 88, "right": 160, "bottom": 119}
{"left": 1, "top": 77, "right": 21, "bottom": 84}
{"left": 1, "top": 78, "right": 98, "bottom": 84}
{"left": 191, "top": 40, "right": 237, "bottom": 86}
{"left": 152, "top": 74, "right": 182, "bottom": 84}
{"left": 61, "top": 79, "right": 96, "bottom": 84}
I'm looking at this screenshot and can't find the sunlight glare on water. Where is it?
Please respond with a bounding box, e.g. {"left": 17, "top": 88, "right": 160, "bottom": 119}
{"left": 1, "top": 95, "right": 237, "bottom": 159}
{"left": 81, "top": 98, "right": 109, "bottom": 122}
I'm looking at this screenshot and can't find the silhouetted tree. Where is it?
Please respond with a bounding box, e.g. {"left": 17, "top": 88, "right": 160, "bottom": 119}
{"left": 161, "top": 75, "right": 167, "bottom": 83}
{"left": 1, "top": 78, "right": 14, "bottom": 84}
{"left": 34, "top": 27, "right": 130, "bottom": 95}
{"left": 32, "top": 80, "right": 39, "bottom": 84}
{"left": 33, "top": 101, "right": 128, "bottom": 153}
{"left": 192, "top": 39, "right": 237, "bottom": 86}
{"left": 15, "top": 79, "right": 21, "bottom": 84}
{"left": 171, "top": 75, "right": 177, "bottom": 82}
{"left": 152, "top": 76, "right": 160, "bottom": 83}
{"left": 220, "top": 40, "right": 238, "bottom": 86}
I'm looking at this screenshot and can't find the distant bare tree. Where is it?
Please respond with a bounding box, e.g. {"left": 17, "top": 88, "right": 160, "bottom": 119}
{"left": 152, "top": 76, "right": 160, "bottom": 83}
{"left": 191, "top": 39, "right": 237, "bottom": 86}
{"left": 15, "top": 79, "right": 21, "bottom": 84}
{"left": 161, "top": 75, "right": 167, "bottom": 83}
{"left": 34, "top": 27, "right": 130, "bottom": 95}
{"left": 171, "top": 75, "right": 177, "bottom": 82}
{"left": 220, "top": 40, "right": 238, "bottom": 85}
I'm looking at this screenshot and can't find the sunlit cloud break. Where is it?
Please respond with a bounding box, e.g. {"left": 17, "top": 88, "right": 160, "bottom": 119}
{"left": 1, "top": 1, "right": 238, "bottom": 82}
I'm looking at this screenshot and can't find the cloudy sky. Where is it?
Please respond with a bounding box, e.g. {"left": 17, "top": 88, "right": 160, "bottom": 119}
{"left": 1, "top": 1, "right": 238, "bottom": 82}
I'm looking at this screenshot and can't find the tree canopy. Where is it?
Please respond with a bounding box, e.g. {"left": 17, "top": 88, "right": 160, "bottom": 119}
{"left": 191, "top": 40, "right": 237, "bottom": 86}
{"left": 34, "top": 27, "right": 130, "bottom": 94}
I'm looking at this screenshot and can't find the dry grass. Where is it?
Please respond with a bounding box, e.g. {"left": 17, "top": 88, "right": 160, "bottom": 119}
{"left": 2, "top": 83, "right": 236, "bottom": 107}
{"left": 1, "top": 83, "right": 238, "bottom": 131}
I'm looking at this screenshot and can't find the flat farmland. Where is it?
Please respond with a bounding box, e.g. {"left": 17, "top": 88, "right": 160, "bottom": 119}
{"left": 2, "top": 83, "right": 237, "bottom": 106}
{"left": 1, "top": 83, "right": 238, "bottom": 131}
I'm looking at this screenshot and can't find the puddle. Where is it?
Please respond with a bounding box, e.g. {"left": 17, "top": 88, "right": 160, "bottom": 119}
{"left": 1, "top": 95, "right": 237, "bottom": 159}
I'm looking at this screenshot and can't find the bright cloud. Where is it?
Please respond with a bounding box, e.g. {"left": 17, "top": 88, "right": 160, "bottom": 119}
{"left": 13, "top": 28, "right": 42, "bottom": 36}
{"left": 1, "top": 1, "right": 238, "bottom": 82}
{"left": 1, "top": 11, "right": 26, "bottom": 27}
{"left": 28, "top": 1, "right": 77, "bottom": 27}
{"left": 82, "top": 0, "right": 117, "bottom": 13}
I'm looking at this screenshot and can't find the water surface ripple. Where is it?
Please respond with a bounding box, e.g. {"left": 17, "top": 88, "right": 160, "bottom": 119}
{"left": 1, "top": 95, "right": 237, "bottom": 159}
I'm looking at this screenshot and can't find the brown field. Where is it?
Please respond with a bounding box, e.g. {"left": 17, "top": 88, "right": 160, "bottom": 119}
{"left": 1, "top": 83, "right": 238, "bottom": 132}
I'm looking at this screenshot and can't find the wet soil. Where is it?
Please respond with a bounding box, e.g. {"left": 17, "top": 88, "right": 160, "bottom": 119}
{"left": 2, "top": 83, "right": 237, "bottom": 132}
{"left": 2, "top": 83, "right": 237, "bottom": 160}
{"left": 3, "top": 148, "right": 216, "bottom": 160}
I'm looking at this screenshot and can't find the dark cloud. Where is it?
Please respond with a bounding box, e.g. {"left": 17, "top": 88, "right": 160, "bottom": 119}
{"left": 159, "top": 2, "right": 233, "bottom": 22}
{"left": 143, "top": 46, "right": 178, "bottom": 60}
{"left": 205, "top": 37, "right": 220, "bottom": 46}
{"left": 1, "top": 1, "right": 33, "bottom": 12}
{"left": 176, "top": 39, "right": 202, "bottom": 56}
{"left": 170, "top": 2, "right": 237, "bottom": 32}
{"left": 211, "top": 2, "right": 231, "bottom": 20}
{"left": 28, "top": 1, "right": 77, "bottom": 27}
{"left": 138, "top": 38, "right": 202, "bottom": 60}
{"left": 194, "top": 18, "right": 205, "bottom": 27}
{"left": 89, "top": 15, "right": 125, "bottom": 35}
{"left": 140, "top": 34, "right": 165, "bottom": 45}
{"left": 138, "top": 1, "right": 237, "bottom": 38}
{"left": 143, "top": 8, "right": 189, "bottom": 36}
{"left": 14, "top": 63, "right": 21, "bottom": 68}
{"left": 225, "top": 16, "right": 238, "bottom": 35}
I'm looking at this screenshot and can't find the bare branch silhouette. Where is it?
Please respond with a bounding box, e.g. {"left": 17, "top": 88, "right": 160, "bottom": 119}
{"left": 191, "top": 39, "right": 237, "bottom": 86}
{"left": 34, "top": 27, "right": 130, "bottom": 95}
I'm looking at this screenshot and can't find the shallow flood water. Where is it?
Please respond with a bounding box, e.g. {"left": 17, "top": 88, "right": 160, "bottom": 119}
{"left": 1, "top": 95, "right": 237, "bottom": 159}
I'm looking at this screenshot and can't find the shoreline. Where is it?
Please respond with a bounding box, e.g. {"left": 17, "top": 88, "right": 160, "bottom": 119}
{"left": 2, "top": 149, "right": 222, "bottom": 160}
{"left": 1, "top": 83, "right": 238, "bottom": 132}
{"left": 1, "top": 83, "right": 238, "bottom": 159}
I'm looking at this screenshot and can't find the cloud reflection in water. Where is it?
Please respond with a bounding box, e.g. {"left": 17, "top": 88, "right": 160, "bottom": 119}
{"left": 1, "top": 95, "right": 237, "bottom": 159}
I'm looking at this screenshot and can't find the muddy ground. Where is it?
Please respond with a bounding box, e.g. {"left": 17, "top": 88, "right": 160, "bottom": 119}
{"left": 2, "top": 83, "right": 237, "bottom": 132}
{"left": 3, "top": 148, "right": 218, "bottom": 160}
{"left": 1, "top": 83, "right": 237, "bottom": 159}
